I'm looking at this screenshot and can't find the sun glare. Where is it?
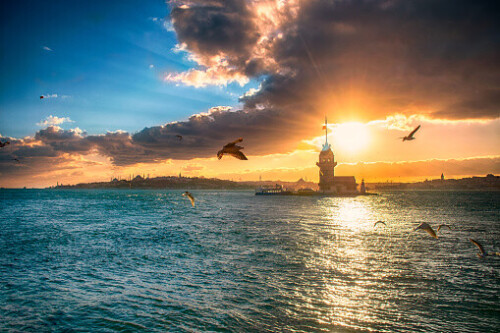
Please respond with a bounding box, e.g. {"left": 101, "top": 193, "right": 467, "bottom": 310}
{"left": 331, "top": 122, "right": 370, "bottom": 153}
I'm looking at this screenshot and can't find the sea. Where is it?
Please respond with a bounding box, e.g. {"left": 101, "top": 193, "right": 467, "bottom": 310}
{"left": 0, "top": 189, "right": 499, "bottom": 332}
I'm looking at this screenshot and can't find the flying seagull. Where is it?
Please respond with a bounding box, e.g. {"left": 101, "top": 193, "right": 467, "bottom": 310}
{"left": 415, "top": 222, "right": 437, "bottom": 239}
{"left": 12, "top": 158, "right": 20, "bottom": 163}
{"left": 176, "top": 135, "right": 183, "bottom": 141}
{"left": 0, "top": 141, "right": 10, "bottom": 148}
{"left": 469, "top": 239, "right": 500, "bottom": 258}
{"left": 402, "top": 125, "right": 421, "bottom": 141}
{"left": 217, "top": 138, "right": 248, "bottom": 160}
{"left": 437, "top": 224, "right": 451, "bottom": 233}
{"left": 374, "top": 221, "right": 387, "bottom": 228}
{"left": 182, "top": 191, "right": 195, "bottom": 207}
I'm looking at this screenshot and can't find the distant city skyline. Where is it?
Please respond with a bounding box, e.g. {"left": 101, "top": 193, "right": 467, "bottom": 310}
{"left": 1, "top": 0, "right": 499, "bottom": 188}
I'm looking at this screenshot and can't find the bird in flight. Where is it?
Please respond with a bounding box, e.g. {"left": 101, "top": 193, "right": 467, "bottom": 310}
{"left": 176, "top": 135, "right": 183, "bottom": 141}
{"left": 437, "top": 224, "right": 451, "bottom": 233}
{"left": 402, "top": 125, "right": 421, "bottom": 141}
{"left": 0, "top": 141, "right": 10, "bottom": 148}
{"left": 12, "top": 158, "right": 20, "bottom": 163}
{"left": 469, "top": 239, "right": 500, "bottom": 258}
{"left": 182, "top": 191, "right": 195, "bottom": 207}
{"left": 415, "top": 222, "right": 437, "bottom": 239}
{"left": 374, "top": 221, "right": 387, "bottom": 228}
{"left": 217, "top": 138, "right": 248, "bottom": 160}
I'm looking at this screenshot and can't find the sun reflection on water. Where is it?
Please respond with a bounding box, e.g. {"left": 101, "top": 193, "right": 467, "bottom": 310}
{"left": 290, "top": 197, "right": 406, "bottom": 331}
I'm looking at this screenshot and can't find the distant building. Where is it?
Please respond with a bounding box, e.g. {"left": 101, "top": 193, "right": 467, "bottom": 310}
{"left": 441, "top": 173, "right": 444, "bottom": 181}
{"left": 316, "top": 117, "right": 357, "bottom": 194}
{"left": 360, "top": 179, "right": 366, "bottom": 194}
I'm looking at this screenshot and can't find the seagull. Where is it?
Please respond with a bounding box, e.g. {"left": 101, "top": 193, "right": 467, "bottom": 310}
{"left": 470, "top": 239, "right": 500, "bottom": 258}
{"left": 12, "top": 158, "right": 20, "bottom": 163}
{"left": 437, "top": 224, "right": 451, "bottom": 233}
{"left": 217, "top": 138, "right": 248, "bottom": 160}
{"left": 40, "top": 96, "right": 44, "bottom": 99}
{"left": 374, "top": 221, "right": 387, "bottom": 228}
{"left": 176, "top": 135, "right": 183, "bottom": 141}
{"left": 415, "top": 222, "right": 437, "bottom": 239}
{"left": 402, "top": 125, "right": 421, "bottom": 141}
{"left": 0, "top": 141, "right": 10, "bottom": 148}
{"left": 182, "top": 191, "right": 195, "bottom": 207}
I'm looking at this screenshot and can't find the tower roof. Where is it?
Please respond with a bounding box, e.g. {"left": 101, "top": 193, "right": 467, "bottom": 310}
{"left": 319, "top": 146, "right": 333, "bottom": 157}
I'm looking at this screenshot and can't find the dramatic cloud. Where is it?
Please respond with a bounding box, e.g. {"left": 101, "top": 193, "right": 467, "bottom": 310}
{"left": 37, "top": 115, "right": 74, "bottom": 127}
{"left": 152, "top": 0, "right": 499, "bottom": 168}
{"left": 168, "top": 0, "right": 500, "bottom": 118}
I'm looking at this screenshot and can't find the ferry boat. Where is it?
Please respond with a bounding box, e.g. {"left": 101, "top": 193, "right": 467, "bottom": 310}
{"left": 255, "top": 184, "right": 292, "bottom": 195}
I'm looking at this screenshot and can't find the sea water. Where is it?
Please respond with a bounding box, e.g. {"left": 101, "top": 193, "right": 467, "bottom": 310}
{"left": 0, "top": 189, "right": 499, "bottom": 332}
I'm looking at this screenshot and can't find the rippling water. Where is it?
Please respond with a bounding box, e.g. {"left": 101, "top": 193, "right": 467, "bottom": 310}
{"left": 1, "top": 189, "right": 499, "bottom": 332}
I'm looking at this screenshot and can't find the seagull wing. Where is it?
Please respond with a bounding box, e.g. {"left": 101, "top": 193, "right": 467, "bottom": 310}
{"left": 415, "top": 222, "right": 437, "bottom": 239}
{"left": 228, "top": 150, "right": 248, "bottom": 160}
{"left": 182, "top": 192, "right": 195, "bottom": 207}
{"left": 224, "top": 137, "right": 243, "bottom": 148}
{"left": 470, "top": 239, "right": 486, "bottom": 256}
{"left": 437, "top": 224, "right": 451, "bottom": 233}
{"left": 374, "top": 221, "right": 386, "bottom": 227}
{"left": 187, "top": 194, "right": 195, "bottom": 207}
{"left": 408, "top": 125, "right": 421, "bottom": 138}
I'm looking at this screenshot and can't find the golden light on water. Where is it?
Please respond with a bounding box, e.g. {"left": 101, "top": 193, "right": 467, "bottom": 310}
{"left": 292, "top": 197, "right": 401, "bottom": 330}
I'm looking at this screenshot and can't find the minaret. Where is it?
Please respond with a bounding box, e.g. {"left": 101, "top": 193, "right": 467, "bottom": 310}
{"left": 316, "top": 116, "right": 337, "bottom": 192}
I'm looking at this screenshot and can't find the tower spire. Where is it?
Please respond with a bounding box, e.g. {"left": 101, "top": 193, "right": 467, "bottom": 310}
{"left": 325, "top": 116, "right": 328, "bottom": 145}
{"left": 322, "top": 116, "right": 330, "bottom": 151}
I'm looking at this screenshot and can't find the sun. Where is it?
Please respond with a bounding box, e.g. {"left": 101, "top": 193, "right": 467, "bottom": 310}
{"left": 331, "top": 122, "right": 370, "bottom": 153}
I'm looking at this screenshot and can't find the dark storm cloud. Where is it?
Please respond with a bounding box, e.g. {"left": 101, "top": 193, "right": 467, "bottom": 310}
{"left": 131, "top": 106, "right": 306, "bottom": 160}
{"left": 170, "top": 0, "right": 259, "bottom": 64}
{"left": 244, "top": 0, "right": 500, "bottom": 120}
{"left": 165, "top": 0, "right": 499, "bottom": 162}
{"left": 1, "top": 104, "right": 314, "bottom": 169}
{"left": 162, "top": 0, "right": 500, "bottom": 163}
{"left": 433, "top": 90, "right": 500, "bottom": 119}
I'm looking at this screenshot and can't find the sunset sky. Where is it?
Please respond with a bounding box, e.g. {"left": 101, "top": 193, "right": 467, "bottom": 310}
{"left": 1, "top": 0, "right": 499, "bottom": 188}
